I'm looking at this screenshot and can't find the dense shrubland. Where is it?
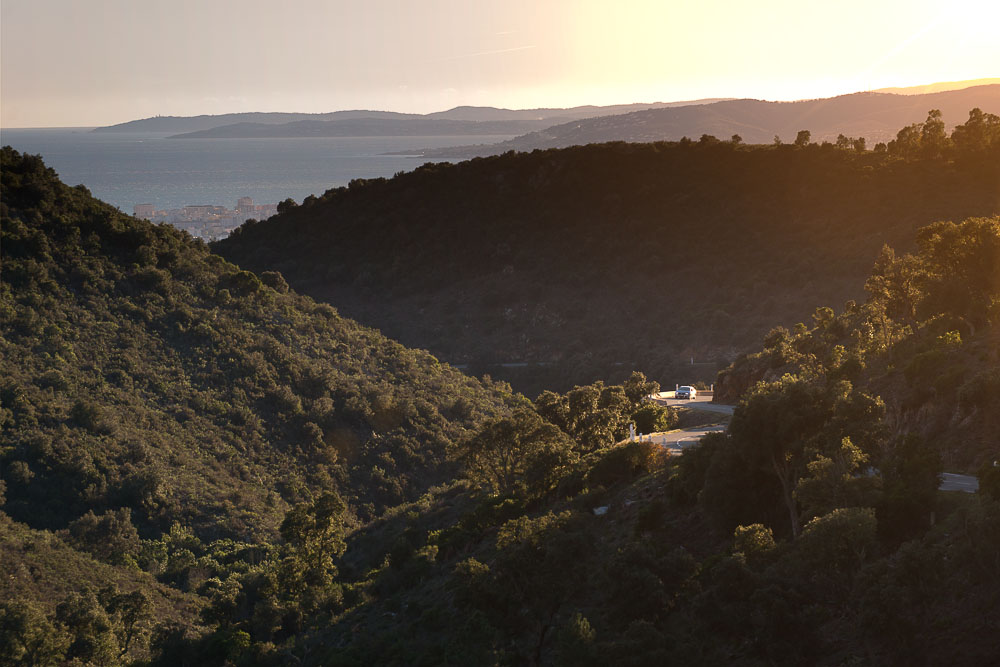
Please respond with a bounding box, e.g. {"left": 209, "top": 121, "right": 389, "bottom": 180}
{"left": 217, "top": 108, "right": 1000, "bottom": 394}
{"left": 717, "top": 215, "right": 1000, "bottom": 472}
{"left": 0, "top": 147, "right": 513, "bottom": 662}
{"left": 2, "top": 116, "right": 1000, "bottom": 665}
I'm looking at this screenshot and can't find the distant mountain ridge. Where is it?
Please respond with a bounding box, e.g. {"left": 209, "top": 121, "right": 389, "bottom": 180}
{"left": 874, "top": 77, "right": 1000, "bottom": 95}
{"left": 169, "top": 118, "right": 560, "bottom": 139}
{"left": 408, "top": 85, "right": 1000, "bottom": 158}
{"left": 91, "top": 109, "right": 420, "bottom": 133}
{"left": 94, "top": 99, "right": 730, "bottom": 135}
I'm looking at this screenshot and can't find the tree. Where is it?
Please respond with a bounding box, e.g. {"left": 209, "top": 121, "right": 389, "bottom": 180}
{"left": 0, "top": 601, "right": 70, "bottom": 666}
{"left": 99, "top": 586, "right": 152, "bottom": 658}
{"left": 951, "top": 107, "right": 1000, "bottom": 153}
{"left": 913, "top": 217, "right": 1000, "bottom": 332}
{"left": 622, "top": 371, "right": 659, "bottom": 408}
{"left": 797, "top": 506, "right": 877, "bottom": 573}
{"left": 276, "top": 197, "right": 297, "bottom": 214}
{"left": 731, "top": 134, "right": 743, "bottom": 145}
{"left": 631, "top": 403, "right": 676, "bottom": 434}
{"left": 878, "top": 434, "right": 941, "bottom": 542}
{"left": 55, "top": 589, "right": 119, "bottom": 666}
{"left": 729, "top": 376, "right": 830, "bottom": 537}
{"left": 566, "top": 382, "right": 630, "bottom": 450}
{"left": 700, "top": 431, "right": 785, "bottom": 532}
{"left": 794, "top": 130, "right": 811, "bottom": 147}
{"left": 460, "top": 409, "right": 578, "bottom": 499}
{"left": 863, "top": 244, "right": 923, "bottom": 349}
{"left": 733, "top": 523, "right": 776, "bottom": 568}
{"left": 888, "top": 122, "right": 921, "bottom": 158}
{"left": 68, "top": 508, "right": 141, "bottom": 565}
{"left": 795, "top": 437, "right": 880, "bottom": 520}
{"left": 977, "top": 460, "right": 1000, "bottom": 501}
{"left": 728, "top": 376, "right": 884, "bottom": 537}
{"left": 454, "top": 511, "right": 589, "bottom": 665}
{"left": 920, "top": 108, "right": 948, "bottom": 157}
{"left": 279, "top": 492, "right": 347, "bottom": 592}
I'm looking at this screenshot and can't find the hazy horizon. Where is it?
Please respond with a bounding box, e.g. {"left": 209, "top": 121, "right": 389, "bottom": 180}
{"left": 3, "top": 0, "right": 999, "bottom": 129}
{"left": 5, "top": 77, "right": 1000, "bottom": 131}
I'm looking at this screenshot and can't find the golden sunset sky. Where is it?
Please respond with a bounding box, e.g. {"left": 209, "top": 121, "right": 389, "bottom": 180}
{"left": 2, "top": 0, "right": 998, "bottom": 127}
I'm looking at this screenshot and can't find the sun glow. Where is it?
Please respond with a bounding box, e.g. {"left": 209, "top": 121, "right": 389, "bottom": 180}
{"left": 1, "top": 0, "right": 998, "bottom": 126}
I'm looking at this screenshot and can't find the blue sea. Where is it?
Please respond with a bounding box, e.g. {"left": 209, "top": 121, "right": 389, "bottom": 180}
{"left": 0, "top": 128, "right": 512, "bottom": 213}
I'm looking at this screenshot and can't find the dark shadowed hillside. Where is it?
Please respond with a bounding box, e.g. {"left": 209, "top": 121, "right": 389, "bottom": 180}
{"left": 216, "top": 110, "right": 1000, "bottom": 394}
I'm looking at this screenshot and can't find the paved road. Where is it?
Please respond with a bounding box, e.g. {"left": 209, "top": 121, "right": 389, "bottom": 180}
{"left": 651, "top": 394, "right": 735, "bottom": 416}
{"left": 631, "top": 423, "right": 727, "bottom": 455}
{"left": 643, "top": 394, "right": 981, "bottom": 492}
{"left": 940, "top": 472, "right": 980, "bottom": 493}
{"left": 638, "top": 427, "right": 982, "bottom": 494}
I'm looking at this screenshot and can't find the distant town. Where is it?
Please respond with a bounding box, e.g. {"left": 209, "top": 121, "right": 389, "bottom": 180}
{"left": 133, "top": 197, "right": 279, "bottom": 239}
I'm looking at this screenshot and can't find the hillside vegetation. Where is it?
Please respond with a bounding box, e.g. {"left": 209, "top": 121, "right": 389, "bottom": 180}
{"left": 2, "top": 136, "right": 999, "bottom": 665}
{"left": 150, "top": 217, "right": 1000, "bottom": 667}
{"left": 217, "top": 108, "right": 1000, "bottom": 394}
{"left": 0, "top": 146, "right": 520, "bottom": 661}
{"left": 716, "top": 215, "right": 1000, "bottom": 472}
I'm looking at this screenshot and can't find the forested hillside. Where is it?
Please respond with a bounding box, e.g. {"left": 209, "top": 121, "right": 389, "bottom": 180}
{"left": 217, "top": 108, "right": 1000, "bottom": 394}
{"left": 0, "top": 148, "right": 514, "bottom": 663}
{"left": 715, "top": 215, "right": 1000, "bottom": 471}
{"left": 148, "top": 216, "right": 1000, "bottom": 667}
{"left": 2, "top": 140, "right": 999, "bottom": 665}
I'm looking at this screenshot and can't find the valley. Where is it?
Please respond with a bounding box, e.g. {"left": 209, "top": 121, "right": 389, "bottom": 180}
{"left": 2, "top": 106, "right": 999, "bottom": 666}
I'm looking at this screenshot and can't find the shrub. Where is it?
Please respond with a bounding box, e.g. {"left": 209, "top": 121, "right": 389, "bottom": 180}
{"left": 797, "top": 507, "right": 877, "bottom": 573}
{"left": 68, "top": 508, "right": 141, "bottom": 565}
{"left": 632, "top": 404, "right": 677, "bottom": 434}
{"left": 260, "top": 271, "right": 289, "bottom": 293}
{"left": 587, "top": 441, "right": 664, "bottom": 488}
{"left": 733, "top": 523, "right": 776, "bottom": 567}
{"left": 978, "top": 461, "right": 1000, "bottom": 501}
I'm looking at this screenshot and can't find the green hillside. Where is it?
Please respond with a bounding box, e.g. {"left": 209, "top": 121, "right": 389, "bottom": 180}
{"left": 169, "top": 216, "right": 998, "bottom": 667}
{"left": 716, "top": 215, "right": 1000, "bottom": 472}
{"left": 2, "top": 123, "right": 1000, "bottom": 666}
{"left": 215, "top": 109, "right": 1000, "bottom": 395}
{"left": 0, "top": 147, "right": 522, "bottom": 661}
{"left": 126, "top": 216, "right": 999, "bottom": 667}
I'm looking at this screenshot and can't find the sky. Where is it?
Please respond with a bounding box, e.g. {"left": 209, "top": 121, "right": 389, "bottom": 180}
{"left": 2, "top": 0, "right": 999, "bottom": 128}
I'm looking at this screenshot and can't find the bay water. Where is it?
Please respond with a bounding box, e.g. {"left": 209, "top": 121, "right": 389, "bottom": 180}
{"left": 0, "top": 128, "right": 511, "bottom": 213}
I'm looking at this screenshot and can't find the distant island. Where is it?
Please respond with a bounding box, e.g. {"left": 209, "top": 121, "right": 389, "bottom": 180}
{"left": 98, "top": 85, "right": 1000, "bottom": 158}
{"left": 167, "top": 118, "right": 554, "bottom": 139}
{"left": 92, "top": 99, "right": 731, "bottom": 135}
